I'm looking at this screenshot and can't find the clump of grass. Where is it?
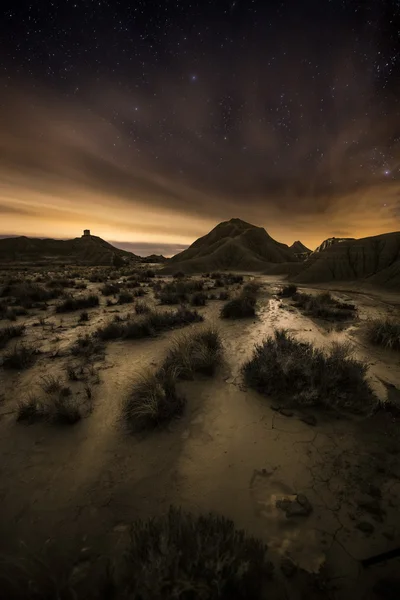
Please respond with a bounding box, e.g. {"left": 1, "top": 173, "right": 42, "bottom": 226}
{"left": 70, "top": 334, "right": 104, "bottom": 358}
{"left": 132, "top": 287, "right": 146, "bottom": 297}
{"left": 1, "top": 282, "right": 62, "bottom": 308}
{"left": 293, "top": 291, "right": 356, "bottom": 320}
{"left": 122, "top": 506, "right": 272, "bottom": 599}
{"left": 96, "top": 307, "right": 203, "bottom": 341}
{"left": 365, "top": 318, "right": 400, "bottom": 351}
{"left": 220, "top": 294, "right": 256, "bottom": 319}
{"left": 46, "top": 278, "right": 75, "bottom": 289}
{"left": 40, "top": 375, "right": 63, "bottom": 395}
{"left": 190, "top": 291, "right": 207, "bottom": 306}
{"left": 2, "top": 343, "right": 37, "bottom": 370}
{"left": 219, "top": 290, "right": 230, "bottom": 301}
{"left": 162, "top": 327, "right": 223, "bottom": 379}
{"left": 135, "top": 300, "right": 151, "bottom": 314}
{"left": 278, "top": 283, "right": 297, "bottom": 298}
{"left": 16, "top": 395, "right": 45, "bottom": 423}
{"left": 123, "top": 367, "right": 184, "bottom": 430}
{"left": 157, "top": 280, "right": 203, "bottom": 305}
{"left": 173, "top": 271, "right": 185, "bottom": 279}
{"left": 51, "top": 395, "right": 82, "bottom": 425}
{"left": 118, "top": 291, "right": 134, "bottom": 304}
{"left": 0, "top": 324, "right": 25, "bottom": 349}
{"left": 56, "top": 294, "right": 99, "bottom": 313}
{"left": 78, "top": 310, "right": 89, "bottom": 323}
{"left": 101, "top": 282, "right": 121, "bottom": 296}
{"left": 242, "top": 329, "right": 376, "bottom": 413}
{"left": 242, "top": 281, "right": 261, "bottom": 295}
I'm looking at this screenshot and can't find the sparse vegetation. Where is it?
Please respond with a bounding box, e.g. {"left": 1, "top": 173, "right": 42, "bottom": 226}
{"left": 101, "top": 282, "right": 121, "bottom": 296}
{"left": 55, "top": 294, "right": 99, "bottom": 313}
{"left": 219, "top": 290, "right": 230, "bottom": 301}
{"left": 17, "top": 389, "right": 85, "bottom": 425}
{"left": 118, "top": 291, "right": 134, "bottom": 304}
{"left": 0, "top": 324, "right": 25, "bottom": 349}
{"left": 365, "top": 318, "right": 400, "bottom": 351}
{"left": 293, "top": 291, "right": 356, "bottom": 320}
{"left": 242, "top": 329, "right": 376, "bottom": 413}
{"left": 162, "top": 327, "right": 223, "bottom": 378}
{"left": 2, "top": 343, "right": 37, "bottom": 370}
{"left": 0, "top": 507, "right": 273, "bottom": 599}
{"left": 173, "top": 271, "right": 185, "bottom": 279}
{"left": 220, "top": 293, "right": 256, "bottom": 319}
{"left": 278, "top": 283, "right": 297, "bottom": 298}
{"left": 96, "top": 307, "right": 203, "bottom": 341}
{"left": 70, "top": 334, "right": 104, "bottom": 358}
{"left": 190, "top": 291, "right": 207, "bottom": 306}
{"left": 78, "top": 310, "right": 89, "bottom": 323}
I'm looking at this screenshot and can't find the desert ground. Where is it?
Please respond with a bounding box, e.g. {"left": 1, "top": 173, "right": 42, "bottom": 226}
{"left": 0, "top": 265, "right": 399, "bottom": 599}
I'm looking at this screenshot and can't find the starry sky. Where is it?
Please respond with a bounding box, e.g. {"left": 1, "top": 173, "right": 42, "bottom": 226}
{"left": 0, "top": 0, "right": 399, "bottom": 255}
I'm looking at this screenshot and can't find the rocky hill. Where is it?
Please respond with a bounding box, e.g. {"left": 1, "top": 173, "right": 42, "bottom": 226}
{"left": 0, "top": 234, "right": 139, "bottom": 266}
{"left": 163, "top": 218, "right": 298, "bottom": 273}
{"left": 290, "top": 241, "right": 311, "bottom": 254}
{"left": 312, "top": 237, "right": 355, "bottom": 254}
{"left": 292, "top": 232, "right": 400, "bottom": 289}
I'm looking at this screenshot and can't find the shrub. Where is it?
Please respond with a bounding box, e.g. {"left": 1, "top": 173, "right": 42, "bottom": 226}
{"left": 190, "top": 291, "right": 207, "bottom": 306}
{"left": 221, "top": 294, "right": 256, "bottom": 319}
{"left": 135, "top": 300, "right": 151, "bottom": 314}
{"left": 2, "top": 343, "right": 37, "bottom": 369}
{"left": 121, "top": 506, "right": 272, "bottom": 599}
{"left": 132, "top": 287, "right": 146, "bottom": 297}
{"left": 17, "top": 396, "right": 45, "bottom": 423}
{"left": 78, "top": 310, "right": 89, "bottom": 323}
{"left": 242, "top": 329, "right": 376, "bottom": 413}
{"left": 293, "top": 291, "right": 356, "bottom": 320}
{"left": 365, "top": 319, "right": 400, "bottom": 351}
{"left": 162, "top": 327, "right": 223, "bottom": 379}
{"left": 46, "top": 278, "right": 75, "bottom": 289}
{"left": 2, "top": 283, "right": 62, "bottom": 308}
{"left": 118, "top": 292, "right": 134, "bottom": 304}
{"left": 70, "top": 334, "right": 104, "bottom": 358}
{"left": 173, "top": 271, "right": 185, "bottom": 279}
{"left": 123, "top": 367, "right": 184, "bottom": 429}
{"left": 0, "top": 324, "right": 25, "bottom": 349}
{"left": 40, "top": 375, "right": 63, "bottom": 395}
{"left": 101, "top": 282, "right": 121, "bottom": 296}
{"left": 219, "top": 290, "right": 230, "bottom": 301}
{"left": 224, "top": 273, "right": 244, "bottom": 285}
{"left": 56, "top": 294, "right": 99, "bottom": 313}
{"left": 278, "top": 284, "right": 298, "bottom": 298}
{"left": 242, "top": 281, "right": 261, "bottom": 295}
{"left": 96, "top": 307, "right": 203, "bottom": 341}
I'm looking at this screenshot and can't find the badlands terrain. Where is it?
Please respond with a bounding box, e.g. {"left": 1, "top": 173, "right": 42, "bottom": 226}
{"left": 0, "top": 222, "right": 399, "bottom": 599}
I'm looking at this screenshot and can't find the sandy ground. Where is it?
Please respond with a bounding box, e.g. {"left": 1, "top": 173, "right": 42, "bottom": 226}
{"left": 0, "top": 271, "right": 400, "bottom": 598}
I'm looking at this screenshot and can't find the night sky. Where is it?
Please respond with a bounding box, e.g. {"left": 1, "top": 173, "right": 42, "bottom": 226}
{"left": 0, "top": 0, "right": 399, "bottom": 255}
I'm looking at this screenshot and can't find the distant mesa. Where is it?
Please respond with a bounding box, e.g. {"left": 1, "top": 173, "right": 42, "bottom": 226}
{"left": 0, "top": 230, "right": 167, "bottom": 266}
{"left": 163, "top": 217, "right": 298, "bottom": 274}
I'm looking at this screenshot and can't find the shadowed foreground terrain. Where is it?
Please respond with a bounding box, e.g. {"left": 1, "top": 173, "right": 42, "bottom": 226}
{"left": 0, "top": 264, "right": 400, "bottom": 599}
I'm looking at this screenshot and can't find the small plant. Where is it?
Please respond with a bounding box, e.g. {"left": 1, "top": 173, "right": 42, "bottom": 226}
{"left": 278, "top": 283, "right": 298, "bottom": 298}
{"left": 0, "top": 324, "right": 25, "bottom": 349}
{"left": 78, "top": 310, "right": 89, "bottom": 323}
{"left": 2, "top": 343, "right": 37, "bottom": 369}
{"left": 17, "top": 395, "right": 45, "bottom": 423}
{"left": 51, "top": 395, "right": 82, "bottom": 425}
{"left": 219, "top": 290, "right": 230, "bottom": 301}
{"left": 66, "top": 364, "right": 80, "bottom": 381}
{"left": 220, "top": 294, "right": 256, "bottom": 319}
{"left": 365, "top": 318, "right": 400, "bottom": 351}
{"left": 135, "top": 300, "right": 150, "bottom": 314}
{"left": 101, "top": 282, "right": 121, "bottom": 296}
{"left": 190, "top": 291, "right": 207, "bottom": 306}
{"left": 173, "top": 271, "right": 185, "bottom": 279}
{"left": 40, "top": 375, "right": 63, "bottom": 395}
{"left": 70, "top": 334, "right": 104, "bottom": 358}
{"left": 118, "top": 291, "right": 134, "bottom": 304}
{"left": 123, "top": 367, "right": 184, "bottom": 430}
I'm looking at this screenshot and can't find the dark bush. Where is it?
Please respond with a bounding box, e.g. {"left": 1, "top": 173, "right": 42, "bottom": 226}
{"left": 56, "top": 294, "right": 99, "bottom": 313}
{"left": 173, "top": 271, "right": 186, "bottom": 279}
{"left": 101, "top": 282, "right": 121, "bottom": 296}
{"left": 0, "top": 324, "right": 25, "bottom": 349}
{"left": 162, "top": 327, "right": 223, "bottom": 379}
{"left": 293, "top": 291, "right": 357, "bottom": 320}
{"left": 2, "top": 343, "right": 37, "bottom": 369}
{"left": 118, "top": 292, "right": 134, "bottom": 304}
{"left": 278, "top": 284, "right": 298, "bottom": 298}
{"left": 220, "top": 294, "right": 256, "bottom": 319}
{"left": 242, "top": 329, "right": 376, "bottom": 413}
{"left": 190, "top": 291, "right": 207, "bottom": 306}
